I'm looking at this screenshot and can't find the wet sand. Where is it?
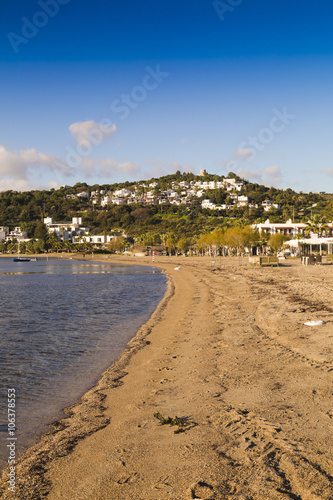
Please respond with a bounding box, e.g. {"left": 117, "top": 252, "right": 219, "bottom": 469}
{"left": 1, "top": 255, "right": 333, "bottom": 499}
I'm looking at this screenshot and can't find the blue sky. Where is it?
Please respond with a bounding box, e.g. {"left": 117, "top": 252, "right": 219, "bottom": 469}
{"left": 1, "top": 0, "right": 333, "bottom": 192}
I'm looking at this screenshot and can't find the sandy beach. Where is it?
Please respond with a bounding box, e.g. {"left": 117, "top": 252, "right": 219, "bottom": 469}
{"left": 1, "top": 255, "right": 333, "bottom": 499}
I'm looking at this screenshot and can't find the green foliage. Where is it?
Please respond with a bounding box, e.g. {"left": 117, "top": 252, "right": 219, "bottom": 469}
{"left": 269, "top": 233, "right": 288, "bottom": 255}
{"left": 153, "top": 412, "right": 197, "bottom": 434}
{"left": 0, "top": 173, "right": 328, "bottom": 248}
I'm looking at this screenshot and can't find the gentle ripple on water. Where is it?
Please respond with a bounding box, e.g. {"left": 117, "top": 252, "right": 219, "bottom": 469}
{"left": 0, "top": 257, "right": 167, "bottom": 469}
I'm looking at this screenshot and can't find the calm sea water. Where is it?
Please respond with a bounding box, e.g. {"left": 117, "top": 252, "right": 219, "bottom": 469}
{"left": 0, "top": 257, "right": 167, "bottom": 470}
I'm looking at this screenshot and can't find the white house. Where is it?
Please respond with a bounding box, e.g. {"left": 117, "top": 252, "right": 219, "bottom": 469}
{"left": 262, "top": 200, "right": 281, "bottom": 212}
{"left": 5, "top": 227, "right": 28, "bottom": 241}
{"left": 236, "top": 195, "right": 249, "bottom": 207}
{"left": 202, "top": 199, "right": 217, "bottom": 210}
{"left": 72, "top": 234, "right": 117, "bottom": 245}
{"left": 77, "top": 191, "right": 89, "bottom": 198}
{"left": 224, "top": 179, "right": 244, "bottom": 191}
{"left": 114, "top": 188, "right": 131, "bottom": 198}
{"left": 253, "top": 219, "right": 306, "bottom": 238}
{"left": 44, "top": 217, "right": 89, "bottom": 242}
{"left": 0, "top": 226, "right": 9, "bottom": 242}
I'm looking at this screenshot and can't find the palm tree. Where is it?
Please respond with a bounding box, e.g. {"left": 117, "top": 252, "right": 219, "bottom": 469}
{"left": 47, "top": 232, "right": 60, "bottom": 252}
{"left": 63, "top": 240, "right": 74, "bottom": 253}
{"left": 304, "top": 215, "right": 329, "bottom": 237}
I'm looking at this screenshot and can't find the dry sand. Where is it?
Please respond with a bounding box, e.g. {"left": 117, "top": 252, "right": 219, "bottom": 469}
{"left": 1, "top": 255, "right": 333, "bottom": 499}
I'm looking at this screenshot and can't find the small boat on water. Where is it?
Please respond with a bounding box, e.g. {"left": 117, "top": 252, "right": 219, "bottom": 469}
{"left": 12, "top": 241, "right": 30, "bottom": 262}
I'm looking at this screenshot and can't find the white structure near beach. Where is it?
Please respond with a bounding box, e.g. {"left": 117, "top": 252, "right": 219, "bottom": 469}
{"left": 286, "top": 237, "right": 333, "bottom": 256}
{"left": 253, "top": 219, "right": 307, "bottom": 238}
{"left": 72, "top": 234, "right": 117, "bottom": 245}
{"left": 5, "top": 227, "right": 28, "bottom": 242}
{"left": 253, "top": 218, "right": 333, "bottom": 256}
{"left": 0, "top": 226, "right": 9, "bottom": 242}
{"left": 44, "top": 217, "right": 89, "bottom": 242}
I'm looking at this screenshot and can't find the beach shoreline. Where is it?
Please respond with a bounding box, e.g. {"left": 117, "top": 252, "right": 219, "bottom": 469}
{"left": 1, "top": 255, "right": 333, "bottom": 499}
{"left": 0, "top": 254, "right": 172, "bottom": 495}
{"left": 0, "top": 255, "right": 167, "bottom": 473}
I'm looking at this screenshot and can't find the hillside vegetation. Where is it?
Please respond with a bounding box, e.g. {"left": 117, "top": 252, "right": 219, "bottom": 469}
{"left": 0, "top": 172, "right": 331, "bottom": 243}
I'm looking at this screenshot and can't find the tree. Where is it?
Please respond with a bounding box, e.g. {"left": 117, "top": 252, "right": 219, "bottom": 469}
{"left": 269, "top": 233, "right": 288, "bottom": 255}
{"left": 177, "top": 237, "right": 191, "bottom": 255}
{"left": 165, "top": 234, "right": 178, "bottom": 255}
{"left": 46, "top": 232, "right": 60, "bottom": 252}
{"left": 34, "top": 222, "right": 48, "bottom": 240}
{"left": 223, "top": 227, "right": 245, "bottom": 255}
{"left": 196, "top": 233, "right": 208, "bottom": 256}
{"left": 107, "top": 236, "right": 126, "bottom": 253}
{"left": 304, "top": 215, "right": 329, "bottom": 237}
{"left": 209, "top": 228, "right": 225, "bottom": 255}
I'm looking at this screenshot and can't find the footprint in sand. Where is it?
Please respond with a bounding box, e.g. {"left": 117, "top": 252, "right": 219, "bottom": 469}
{"left": 190, "top": 481, "right": 215, "bottom": 499}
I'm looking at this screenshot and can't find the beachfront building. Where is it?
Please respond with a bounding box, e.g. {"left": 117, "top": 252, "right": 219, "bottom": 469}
{"left": 253, "top": 219, "right": 307, "bottom": 238}
{"left": 72, "top": 234, "right": 113, "bottom": 245}
{"left": 44, "top": 217, "right": 89, "bottom": 242}
{"left": 72, "top": 231, "right": 126, "bottom": 247}
{"left": 0, "top": 226, "right": 9, "bottom": 242}
{"left": 285, "top": 236, "right": 333, "bottom": 256}
{"left": 5, "top": 227, "right": 28, "bottom": 242}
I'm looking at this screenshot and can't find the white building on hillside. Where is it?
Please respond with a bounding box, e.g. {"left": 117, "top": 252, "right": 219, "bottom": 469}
{"left": 114, "top": 188, "right": 131, "bottom": 198}
{"left": 202, "top": 199, "right": 217, "bottom": 210}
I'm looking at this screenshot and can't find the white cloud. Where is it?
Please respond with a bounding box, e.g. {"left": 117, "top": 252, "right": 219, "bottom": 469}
{"left": 169, "top": 162, "right": 195, "bottom": 173}
{"left": 0, "top": 137, "right": 195, "bottom": 191}
{"left": 237, "top": 165, "right": 283, "bottom": 187}
{"left": 237, "top": 169, "right": 262, "bottom": 183}
{"left": 69, "top": 120, "right": 116, "bottom": 146}
{"left": 118, "top": 161, "right": 141, "bottom": 176}
{"left": 322, "top": 168, "right": 333, "bottom": 177}
{"left": 142, "top": 161, "right": 195, "bottom": 179}
{"left": 233, "top": 148, "right": 254, "bottom": 161}
{"left": 264, "top": 165, "right": 280, "bottom": 177}
{"left": 263, "top": 165, "right": 282, "bottom": 186}
{"left": 0, "top": 145, "right": 75, "bottom": 191}
{"left": 0, "top": 176, "right": 61, "bottom": 192}
{"left": 98, "top": 158, "right": 140, "bottom": 177}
